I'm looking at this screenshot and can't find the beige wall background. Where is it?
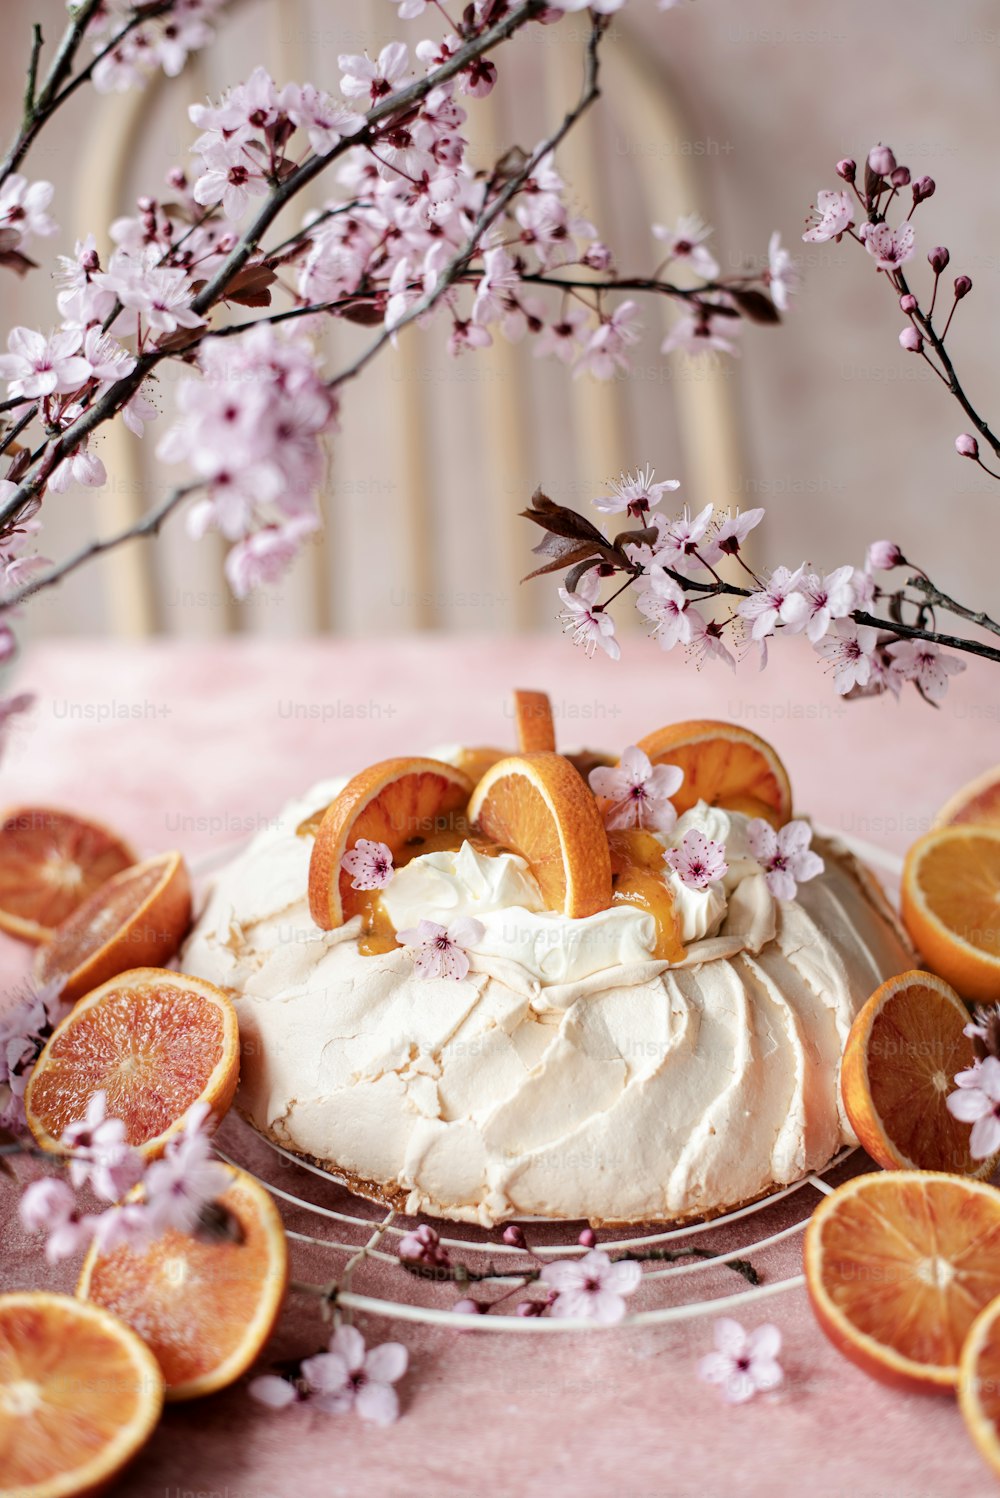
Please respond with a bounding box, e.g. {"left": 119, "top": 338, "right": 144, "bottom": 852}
{"left": 1, "top": 0, "right": 997, "bottom": 648}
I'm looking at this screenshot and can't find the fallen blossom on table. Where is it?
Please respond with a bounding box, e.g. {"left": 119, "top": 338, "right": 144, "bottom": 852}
{"left": 250, "top": 1324, "right": 409, "bottom": 1426}
{"left": 698, "top": 1317, "right": 784, "bottom": 1404}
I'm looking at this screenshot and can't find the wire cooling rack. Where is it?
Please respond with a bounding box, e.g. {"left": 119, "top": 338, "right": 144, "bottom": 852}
{"left": 198, "top": 826, "right": 905, "bottom": 1331}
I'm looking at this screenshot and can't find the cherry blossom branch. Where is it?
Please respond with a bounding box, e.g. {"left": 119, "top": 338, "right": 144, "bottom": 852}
{"left": 906, "top": 576, "right": 1000, "bottom": 641}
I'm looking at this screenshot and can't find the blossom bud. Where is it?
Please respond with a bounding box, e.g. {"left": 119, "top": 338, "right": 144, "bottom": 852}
{"left": 954, "top": 274, "right": 973, "bottom": 299}
{"left": 453, "top": 1298, "right": 486, "bottom": 1315}
{"left": 928, "top": 246, "right": 950, "bottom": 274}
{"left": 502, "top": 1224, "right": 527, "bottom": 1249}
{"left": 867, "top": 144, "right": 896, "bottom": 177}
{"left": 836, "top": 158, "right": 856, "bottom": 183}
{"left": 866, "top": 540, "right": 905, "bottom": 571}
{"left": 890, "top": 165, "right": 911, "bottom": 188}
{"left": 137, "top": 195, "right": 155, "bottom": 214}
{"left": 166, "top": 167, "right": 188, "bottom": 191}
{"left": 899, "top": 327, "right": 923, "bottom": 353}
{"left": 583, "top": 242, "right": 613, "bottom": 272}
{"left": 956, "top": 433, "right": 979, "bottom": 459}
{"left": 912, "top": 175, "right": 935, "bottom": 204}
{"left": 898, "top": 293, "right": 917, "bottom": 313}
{"left": 578, "top": 1227, "right": 597, "bottom": 1249}
{"left": 517, "top": 1301, "right": 545, "bottom": 1317}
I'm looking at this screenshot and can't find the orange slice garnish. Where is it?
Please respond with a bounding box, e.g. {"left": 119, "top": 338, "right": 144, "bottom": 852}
{"left": 308, "top": 757, "right": 473, "bottom": 930}
{"left": 634, "top": 720, "right": 792, "bottom": 826}
{"left": 841, "top": 970, "right": 990, "bottom": 1175}
{"left": 35, "top": 851, "right": 192, "bottom": 1003}
{"left": 959, "top": 1294, "right": 1000, "bottom": 1478}
{"left": 935, "top": 765, "right": 1000, "bottom": 830}
{"left": 805, "top": 1171, "right": 1000, "bottom": 1392}
{"left": 0, "top": 1290, "right": 163, "bottom": 1496}
{"left": 25, "top": 968, "right": 239, "bottom": 1160}
{"left": 0, "top": 807, "right": 134, "bottom": 945}
{"left": 901, "top": 825, "right": 1000, "bottom": 1004}
{"left": 78, "top": 1166, "right": 287, "bottom": 1402}
{"left": 513, "top": 689, "right": 557, "bottom": 752}
{"left": 467, "top": 752, "right": 612, "bottom": 917}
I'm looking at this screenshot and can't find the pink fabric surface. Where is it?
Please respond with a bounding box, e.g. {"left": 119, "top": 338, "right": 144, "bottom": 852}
{"left": 3, "top": 634, "right": 1000, "bottom": 1497}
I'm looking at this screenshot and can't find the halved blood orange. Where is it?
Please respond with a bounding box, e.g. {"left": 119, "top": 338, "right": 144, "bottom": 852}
{"left": 25, "top": 968, "right": 239, "bottom": 1160}
{"left": 901, "top": 825, "right": 1000, "bottom": 1004}
{"left": 841, "top": 970, "right": 991, "bottom": 1175}
{"left": 35, "top": 851, "right": 192, "bottom": 1003}
{"left": 634, "top": 720, "right": 792, "bottom": 826}
{"left": 0, "top": 1290, "right": 164, "bottom": 1496}
{"left": 805, "top": 1171, "right": 1000, "bottom": 1392}
{"left": 0, "top": 807, "right": 134, "bottom": 944}
{"left": 308, "top": 757, "right": 472, "bottom": 930}
{"left": 78, "top": 1167, "right": 287, "bottom": 1403}
{"left": 935, "top": 765, "right": 1000, "bottom": 830}
{"left": 513, "top": 690, "right": 557, "bottom": 753}
{"left": 467, "top": 752, "right": 612, "bottom": 917}
{"left": 959, "top": 1294, "right": 1000, "bottom": 1478}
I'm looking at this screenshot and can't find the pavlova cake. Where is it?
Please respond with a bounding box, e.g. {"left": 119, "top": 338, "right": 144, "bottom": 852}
{"left": 183, "top": 701, "right": 912, "bottom": 1226}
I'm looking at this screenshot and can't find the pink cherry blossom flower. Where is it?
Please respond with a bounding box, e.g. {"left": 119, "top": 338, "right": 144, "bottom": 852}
{"left": 664, "top": 828, "right": 729, "bottom": 890}
{"left": 948, "top": 1058, "right": 1000, "bottom": 1159}
{"left": 396, "top": 917, "right": 485, "bottom": 981}
{"left": 81, "top": 327, "right": 136, "bottom": 385}
{"left": 19, "top": 1177, "right": 93, "bottom": 1263}
{"left": 814, "top": 618, "right": 879, "bottom": 695}
{"left": 885, "top": 638, "right": 965, "bottom": 701}
{"left": 224, "top": 515, "right": 319, "bottom": 599}
{"left": 61, "top": 1091, "right": 143, "bottom": 1203}
{"left": 557, "top": 568, "right": 620, "bottom": 660}
{"left": 748, "top": 818, "right": 824, "bottom": 901}
{"left": 865, "top": 222, "right": 915, "bottom": 271}
{"left": 98, "top": 250, "right": 204, "bottom": 335}
{"left": 284, "top": 85, "right": 364, "bottom": 155}
{"left": 0, "top": 327, "right": 90, "bottom": 401}
{"left": 801, "top": 564, "right": 856, "bottom": 643}
{"left": 193, "top": 142, "right": 270, "bottom": 221}
{"left": 737, "top": 565, "right": 810, "bottom": 640}
{"left": 698, "top": 1318, "right": 783, "bottom": 1403}
{"left": 0, "top": 174, "right": 57, "bottom": 245}
{"left": 540, "top": 1250, "right": 641, "bottom": 1324}
{"left": 472, "top": 247, "right": 521, "bottom": 327}
{"left": 397, "top": 1222, "right": 451, "bottom": 1268}
{"left": 448, "top": 318, "right": 492, "bottom": 357}
{"left": 56, "top": 235, "right": 117, "bottom": 326}
{"left": 802, "top": 189, "right": 853, "bottom": 244}
{"left": 142, "top": 1100, "right": 231, "bottom": 1234}
{"left": 700, "top": 506, "right": 765, "bottom": 565}
{"left": 651, "top": 502, "right": 715, "bottom": 574}
{"left": 686, "top": 607, "right": 736, "bottom": 672}
{"left": 593, "top": 465, "right": 680, "bottom": 519}
{"left": 635, "top": 569, "right": 692, "bottom": 652}
{"left": 661, "top": 310, "right": 741, "bottom": 358}
{"left": 589, "top": 746, "right": 684, "bottom": 833}
{"left": 339, "top": 43, "right": 410, "bottom": 105}
{"left": 341, "top": 839, "right": 395, "bottom": 890}
{"left": 533, "top": 305, "right": 588, "bottom": 364}
{"left": 765, "top": 231, "right": 799, "bottom": 311}
{"left": 866, "top": 540, "right": 904, "bottom": 571}
{"left": 574, "top": 301, "right": 641, "bottom": 380}
{"left": 301, "top": 1325, "right": 409, "bottom": 1425}
{"left": 652, "top": 214, "right": 719, "bottom": 279}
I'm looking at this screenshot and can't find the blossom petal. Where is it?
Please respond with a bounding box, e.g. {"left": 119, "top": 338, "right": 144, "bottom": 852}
{"left": 329, "top": 1323, "right": 367, "bottom": 1372}
{"left": 364, "top": 1342, "right": 408, "bottom": 1385}
{"left": 355, "top": 1379, "right": 401, "bottom": 1425}
{"left": 248, "top": 1374, "right": 297, "bottom": 1409}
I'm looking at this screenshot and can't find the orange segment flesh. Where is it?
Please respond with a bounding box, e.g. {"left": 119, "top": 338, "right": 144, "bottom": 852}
{"left": 936, "top": 765, "right": 1000, "bottom": 830}
{"left": 308, "top": 757, "right": 473, "bottom": 930}
{"left": 804, "top": 1171, "right": 1000, "bottom": 1392}
{"left": 78, "top": 1168, "right": 288, "bottom": 1402}
{"left": 635, "top": 720, "right": 792, "bottom": 826}
{"left": 959, "top": 1294, "right": 1000, "bottom": 1479}
{"left": 841, "top": 970, "right": 990, "bottom": 1176}
{"left": 0, "top": 1291, "right": 164, "bottom": 1497}
{"left": 25, "top": 968, "right": 239, "bottom": 1160}
{"left": 607, "top": 829, "right": 685, "bottom": 961}
{"left": 467, "top": 752, "right": 612, "bottom": 918}
{"left": 0, "top": 808, "right": 134, "bottom": 945}
{"left": 513, "top": 690, "right": 557, "bottom": 753}
{"left": 901, "top": 826, "right": 1000, "bottom": 1003}
{"left": 35, "top": 852, "right": 192, "bottom": 1004}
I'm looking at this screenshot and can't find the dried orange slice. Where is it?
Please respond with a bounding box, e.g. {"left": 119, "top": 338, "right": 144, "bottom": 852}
{"left": 308, "top": 757, "right": 472, "bottom": 930}
{"left": 25, "top": 968, "right": 239, "bottom": 1160}
{"left": 634, "top": 720, "right": 792, "bottom": 826}
{"left": 0, "top": 1290, "right": 163, "bottom": 1496}
{"left": 935, "top": 765, "right": 1000, "bottom": 830}
{"left": 901, "top": 825, "right": 1000, "bottom": 1004}
{"left": 34, "top": 850, "right": 192, "bottom": 1003}
{"left": 467, "top": 752, "right": 612, "bottom": 917}
{"left": 840, "top": 970, "right": 990, "bottom": 1175}
{"left": 0, "top": 807, "right": 134, "bottom": 945}
{"left": 513, "top": 689, "right": 556, "bottom": 752}
{"left": 959, "top": 1294, "right": 1000, "bottom": 1478}
{"left": 805, "top": 1171, "right": 1000, "bottom": 1392}
{"left": 78, "top": 1166, "right": 287, "bottom": 1402}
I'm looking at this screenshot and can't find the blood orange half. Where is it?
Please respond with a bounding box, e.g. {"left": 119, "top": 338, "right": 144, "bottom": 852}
{"left": 0, "top": 807, "right": 134, "bottom": 944}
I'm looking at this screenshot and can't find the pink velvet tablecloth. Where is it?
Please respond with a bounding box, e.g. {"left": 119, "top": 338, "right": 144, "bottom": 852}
{"left": 3, "top": 634, "right": 999, "bottom": 1498}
